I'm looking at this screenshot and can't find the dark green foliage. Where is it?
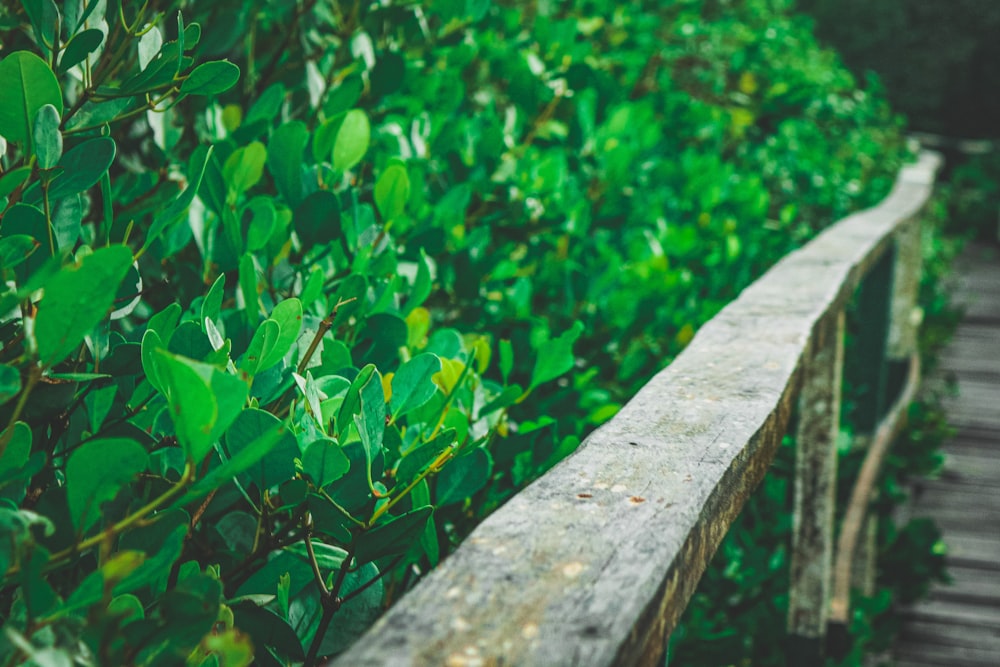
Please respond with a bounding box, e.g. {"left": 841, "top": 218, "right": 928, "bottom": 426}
{"left": 0, "top": 0, "right": 925, "bottom": 664}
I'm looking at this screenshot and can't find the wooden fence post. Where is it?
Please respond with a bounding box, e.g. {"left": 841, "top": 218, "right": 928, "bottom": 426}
{"left": 787, "top": 310, "right": 845, "bottom": 665}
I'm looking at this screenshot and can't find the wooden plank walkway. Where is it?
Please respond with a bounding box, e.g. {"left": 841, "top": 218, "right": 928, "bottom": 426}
{"left": 895, "top": 243, "right": 1000, "bottom": 667}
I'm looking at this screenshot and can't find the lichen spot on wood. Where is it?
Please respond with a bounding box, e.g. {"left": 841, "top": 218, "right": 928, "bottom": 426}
{"left": 521, "top": 623, "right": 540, "bottom": 639}
{"left": 629, "top": 496, "right": 646, "bottom": 505}
{"left": 562, "top": 561, "right": 586, "bottom": 578}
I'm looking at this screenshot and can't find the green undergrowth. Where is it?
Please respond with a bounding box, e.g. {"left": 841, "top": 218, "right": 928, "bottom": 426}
{"left": 0, "top": 0, "right": 920, "bottom": 664}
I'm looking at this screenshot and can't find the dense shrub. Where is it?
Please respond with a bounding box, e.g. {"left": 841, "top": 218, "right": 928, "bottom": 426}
{"left": 0, "top": 0, "right": 910, "bottom": 664}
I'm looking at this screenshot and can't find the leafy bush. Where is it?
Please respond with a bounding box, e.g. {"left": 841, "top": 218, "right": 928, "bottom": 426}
{"left": 0, "top": 0, "right": 912, "bottom": 664}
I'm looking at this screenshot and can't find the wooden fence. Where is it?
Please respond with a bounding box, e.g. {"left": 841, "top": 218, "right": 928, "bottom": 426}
{"left": 330, "top": 150, "right": 942, "bottom": 666}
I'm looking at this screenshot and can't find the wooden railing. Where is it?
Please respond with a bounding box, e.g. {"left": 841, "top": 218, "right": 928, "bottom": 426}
{"left": 330, "top": 151, "right": 942, "bottom": 667}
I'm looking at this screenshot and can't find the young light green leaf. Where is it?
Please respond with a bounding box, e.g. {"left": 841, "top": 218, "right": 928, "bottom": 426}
{"left": 32, "top": 104, "right": 61, "bottom": 169}
{"left": 223, "top": 142, "right": 266, "bottom": 197}
{"left": 238, "top": 318, "right": 279, "bottom": 377}
{"left": 529, "top": 321, "right": 584, "bottom": 390}
{"left": 154, "top": 350, "right": 249, "bottom": 463}
{"left": 66, "top": 438, "right": 148, "bottom": 532}
{"left": 34, "top": 245, "right": 134, "bottom": 366}
{"left": 389, "top": 353, "right": 441, "bottom": 420}
{"left": 0, "top": 51, "right": 63, "bottom": 150}
{"left": 332, "top": 109, "right": 370, "bottom": 171}
{"left": 180, "top": 60, "right": 240, "bottom": 96}
{"left": 374, "top": 162, "right": 410, "bottom": 221}
{"left": 258, "top": 298, "right": 302, "bottom": 371}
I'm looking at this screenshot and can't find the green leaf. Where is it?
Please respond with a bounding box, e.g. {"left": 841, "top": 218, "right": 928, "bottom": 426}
{"left": 58, "top": 28, "right": 105, "bottom": 73}
{"left": 66, "top": 438, "right": 148, "bottom": 532}
{"left": 223, "top": 408, "right": 297, "bottom": 489}
{"left": 267, "top": 121, "right": 309, "bottom": 205}
{"left": 389, "top": 353, "right": 441, "bottom": 420}
{"left": 34, "top": 245, "right": 134, "bottom": 366}
{"left": 406, "top": 248, "right": 433, "bottom": 314}
{"left": 153, "top": 350, "right": 248, "bottom": 463}
{"left": 46, "top": 136, "right": 116, "bottom": 200}
{"left": 137, "top": 25, "right": 163, "bottom": 70}
{"left": 0, "top": 51, "right": 63, "bottom": 150}
{"left": 238, "top": 318, "right": 278, "bottom": 377}
{"left": 223, "top": 141, "right": 266, "bottom": 197}
{"left": 374, "top": 162, "right": 410, "bottom": 221}
{"left": 259, "top": 298, "right": 303, "bottom": 371}
{"left": 395, "top": 429, "right": 455, "bottom": 487}
{"left": 230, "top": 602, "right": 306, "bottom": 661}
{"left": 0, "top": 366, "right": 21, "bottom": 407}
{"left": 302, "top": 439, "right": 350, "bottom": 488}
{"left": 285, "top": 540, "right": 348, "bottom": 571}
{"left": 144, "top": 144, "right": 213, "bottom": 250}
{"left": 332, "top": 109, "right": 370, "bottom": 171}
{"left": 176, "top": 419, "right": 289, "bottom": 506}
{"left": 0, "top": 166, "right": 32, "bottom": 200}
{"left": 180, "top": 60, "right": 240, "bottom": 96}
{"left": 355, "top": 506, "right": 433, "bottom": 563}
{"left": 529, "top": 321, "right": 583, "bottom": 390}
{"left": 353, "top": 367, "right": 386, "bottom": 467}
{"left": 201, "top": 273, "right": 226, "bottom": 329}
{"left": 0, "top": 422, "right": 31, "bottom": 477}
{"left": 0, "top": 234, "right": 40, "bottom": 270}
{"left": 32, "top": 104, "right": 61, "bottom": 169}
{"left": 245, "top": 197, "right": 277, "bottom": 252}
{"left": 435, "top": 447, "right": 493, "bottom": 506}
{"left": 293, "top": 190, "right": 342, "bottom": 248}
{"left": 239, "top": 253, "right": 258, "bottom": 324}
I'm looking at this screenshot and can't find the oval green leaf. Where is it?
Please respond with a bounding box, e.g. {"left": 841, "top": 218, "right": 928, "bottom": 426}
{"left": 180, "top": 60, "right": 240, "bottom": 96}
{"left": 35, "top": 245, "right": 134, "bottom": 366}
{"left": 66, "top": 438, "right": 148, "bottom": 532}
{"left": 0, "top": 51, "right": 63, "bottom": 149}
{"left": 332, "top": 109, "right": 370, "bottom": 171}
{"left": 32, "top": 104, "right": 62, "bottom": 169}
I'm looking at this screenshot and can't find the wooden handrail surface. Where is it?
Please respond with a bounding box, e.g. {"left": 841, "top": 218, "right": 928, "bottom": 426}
{"left": 330, "top": 151, "right": 941, "bottom": 667}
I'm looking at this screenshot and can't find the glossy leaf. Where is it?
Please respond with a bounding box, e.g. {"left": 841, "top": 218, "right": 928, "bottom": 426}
{"left": 66, "top": 438, "right": 148, "bottom": 532}
{"left": 389, "top": 353, "right": 441, "bottom": 419}
{"left": 34, "top": 245, "right": 134, "bottom": 366}
{"left": 332, "top": 109, "right": 370, "bottom": 171}
{"left": 32, "top": 104, "right": 61, "bottom": 168}
{"left": 153, "top": 349, "right": 248, "bottom": 463}
{"left": 374, "top": 162, "right": 410, "bottom": 221}
{"left": 0, "top": 51, "right": 63, "bottom": 149}
{"left": 301, "top": 439, "right": 350, "bottom": 488}
{"left": 180, "top": 60, "right": 240, "bottom": 96}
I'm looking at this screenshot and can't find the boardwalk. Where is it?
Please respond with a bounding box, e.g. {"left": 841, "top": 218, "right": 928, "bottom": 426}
{"left": 895, "top": 243, "right": 1000, "bottom": 667}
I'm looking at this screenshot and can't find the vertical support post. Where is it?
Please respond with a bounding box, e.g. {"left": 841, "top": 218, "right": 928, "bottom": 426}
{"left": 852, "top": 246, "right": 896, "bottom": 433}
{"left": 887, "top": 219, "right": 923, "bottom": 384}
{"left": 787, "top": 310, "right": 845, "bottom": 666}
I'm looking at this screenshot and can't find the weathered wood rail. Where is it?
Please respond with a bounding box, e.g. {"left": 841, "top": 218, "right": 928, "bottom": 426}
{"left": 330, "top": 151, "right": 942, "bottom": 666}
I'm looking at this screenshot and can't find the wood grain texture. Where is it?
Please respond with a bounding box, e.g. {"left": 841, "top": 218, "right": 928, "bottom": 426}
{"left": 328, "top": 152, "right": 942, "bottom": 667}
